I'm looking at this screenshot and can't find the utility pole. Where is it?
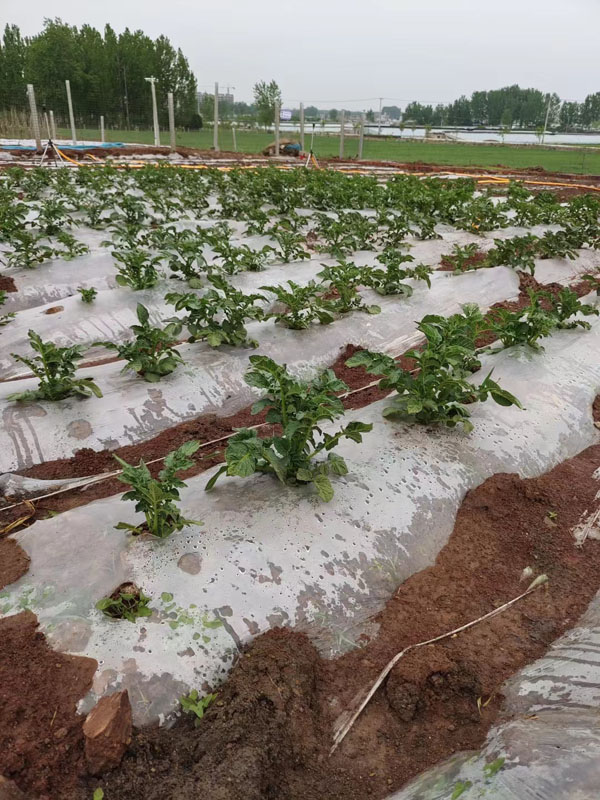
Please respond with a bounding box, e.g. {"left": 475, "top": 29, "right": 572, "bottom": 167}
{"left": 213, "top": 81, "right": 219, "bottom": 152}
{"left": 65, "top": 79, "right": 77, "bottom": 145}
{"left": 145, "top": 76, "right": 160, "bottom": 146}
{"left": 339, "top": 109, "right": 345, "bottom": 159}
{"left": 299, "top": 102, "right": 305, "bottom": 151}
{"left": 377, "top": 96, "right": 383, "bottom": 136}
{"left": 167, "top": 93, "right": 176, "bottom": 152}
{"left": 26, "top": 84, "right": 42, "bottom": 152}
{"left": 358, "top": 112, "right": 365, "bottom": 160}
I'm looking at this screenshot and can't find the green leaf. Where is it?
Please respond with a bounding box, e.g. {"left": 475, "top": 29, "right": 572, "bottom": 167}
{"left": 328, "top": 452, "right": 348, "bottom": 476}
{"left": 205, "top": 465, "right": 228, "bottom": 491}
{"left": 296, "top": 467, "right": 313, "bottom": 482}
{"left": 161, "top": 592, "right": 174, "bottom": 603}
{"left": 313, "top": 473, "right": 334, "bottom": 502}
{"left": 93, "top": 789, "right": 104, "bottom": 800}
{"left": 136, "top": 303, "right": 149, "bottom": 324}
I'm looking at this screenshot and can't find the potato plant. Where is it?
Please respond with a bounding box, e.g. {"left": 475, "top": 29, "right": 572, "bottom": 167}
{"left": 443, "top": 243, "right": 482, "bottom": 273}
{"left": 100, "top": 304, "right": 184, "bottom": 381}
{"left": 166, "top": 275, "right": 266, "bottom": 347}
{"left": 180, "top": 690, "right": 217, "bottom": 725}
{"left": 547, "top": 287, "right": 599, "bottom": 329}
{"left": 0, "top": 290, "right": 15, "bottom": 326}
{"left": 9, "top": 331, "right": 102, "bottom": 402}
{"left": 96, "top": 585, "right": 152, "bottom": 623}
{"left": 347, "top": 348, "right": 520, "bottom": 433}
{"left": 484, "top": 291, "right": 556, "bottom": 352}
{"left": 206, "top": 356, "right": 372, "bottom": 501}
{"left": 318, "top": 260, "right": 381, "bottom": 315}
{"left": 261, "top": 280, "right": 335, "bottom": 329}
{"left": 113, "top": 248, "right": 161, "bottom": 290}
{"left": 114, "top": 441, "right": 202, "bottom": 538}
{"left": 367, "top": 252, "right": 432, "bottom": 296}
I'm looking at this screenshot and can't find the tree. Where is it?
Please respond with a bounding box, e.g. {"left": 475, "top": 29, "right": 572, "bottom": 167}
{"left": 253, "top": 79, "right": 281, "bottom": 127}
{"left": 0, "top": 24, "right": 27, "bottom": 111}
{"left": 365, "top": 109, "right": 375, "bottom": 123}
{"left": 328, "top": 108, "right": 338, "bottom": 121}
{"left": 382, "top": 105, "right": 401, "bottom": 120}
{"left": 500, "top": 107, "right": 513, "bottom": 128}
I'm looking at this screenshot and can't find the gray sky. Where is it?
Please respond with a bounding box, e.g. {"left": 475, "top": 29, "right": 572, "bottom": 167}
{"left": 3, "top": 0, "right": 599, "bottom": 109}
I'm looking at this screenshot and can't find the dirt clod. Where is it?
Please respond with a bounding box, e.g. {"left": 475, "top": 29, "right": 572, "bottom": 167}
{"left": 83, "top": 691, "right": 132, "bottom": 776}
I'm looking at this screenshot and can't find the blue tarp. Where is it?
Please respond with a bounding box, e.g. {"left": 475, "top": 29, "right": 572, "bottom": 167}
{"left": 0, "top": 142, "right": 127, "bottom": 150}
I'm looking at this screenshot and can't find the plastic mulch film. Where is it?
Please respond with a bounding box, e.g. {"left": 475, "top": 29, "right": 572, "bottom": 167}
{"left": 1, "top": 323, "right": 600, "bottom": 725}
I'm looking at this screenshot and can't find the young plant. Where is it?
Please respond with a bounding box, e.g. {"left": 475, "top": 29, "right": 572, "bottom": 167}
{"left": 78, "top": 286, "right": 98, "bottom": 303}
{"left": 166, "top": 275, "right": 266, "bottom": 347}
{"left": 485, "top": 235, "right": 539, "bottom": 275}
{"left": 547, "top": 287, "right": 599, "bottom": 330}
{"left": 114, "top": 441, "right": 202, "bottom": 538}
{"left": 261, "top": 280, "right": 335, "bottom": 329}
{"left": 113, "top": 248, "right": 161, "bottom": 290}
{"left": 485, "top": 291, "right": 556, "bottom": 352}
{"left": 8, "top": 331, "right": 102, "bottom": 402}
{"left": 442, "top": 243, "right": 482, "bottom": 273}
{"left": 317, "top": 260, "right": 380, "bottom": 315}
{"left": 36, "top": 198, "right": 75, "bottom": 236}
{"left": 180, "top": 689, "right": 217, "bottom": 726}
{"left": 53, "top": 231, "right": 89, "bottom": 261}
{"left": 367, "top": 253, "right": 432, "bottom": 296}
{"left": 160, "top": 229, "right": 208, "bottom": 287}
{"left": 96, "top": 583, "right": 152, "bottom": 623}
{"left": 101, "top": 304, "right": 184, "bottom": 381}
{"left": 211, "top": 237, "right": 272, "bottom": 274}
{"left": 346, "top": 348, "right": 521, "bottom": 433}
{"left": 270, "top": 228, "right": 310, "bottom": 263}
{"left": 0, "top": 290, "right": 15, "bottom": 326}
{"left": 205, "top": 356, "right": 372, "bottom": 501}
{"left": 2, "top": 231, "right": 54, "bottom": 270}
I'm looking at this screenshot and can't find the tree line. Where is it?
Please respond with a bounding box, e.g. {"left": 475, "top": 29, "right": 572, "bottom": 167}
{"left": 401, "top": 85, "right": 600, "bottom": 130}
{"left": 0, "top": 19, "right": 198, "bottom": 129}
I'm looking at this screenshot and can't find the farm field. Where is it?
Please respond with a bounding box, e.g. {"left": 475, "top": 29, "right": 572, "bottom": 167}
{"left": 1, "top": 163, "right": 600, "bottom": 800}
{"left": 56, "top": 126, "right": 600, "bottom": 174}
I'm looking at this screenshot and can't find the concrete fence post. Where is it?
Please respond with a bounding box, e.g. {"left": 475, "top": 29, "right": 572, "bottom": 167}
{"left": 299, "top": 102, "right": 305, "bottom": 151}
{"left": 65, "top": 80, "right": 77, "bottom": 145}
{"left": 358, "top": 113, "right": 365, "bottom": 160}
{"left": 274, "top": 102, "right": 280, "bottom": 156}
{"left": 213, "top": 82, "right": 219, "bottom": 152}
{"left": 167, "top": 92, "right": 176, "bottom": 152}
{"left": 100, "top": 115, "right": 105, "bottom": 143}
{"left": 26, "top": 84, "right": 42, "bottom": 151}
{"left": 339, "top": 110, "right": 345, "bottom": 159}
{"left": 232, "top": 122, "right": 237, "bottom": 152}
{"left": 49, "top": 109, "right": 57, "bottom": 140}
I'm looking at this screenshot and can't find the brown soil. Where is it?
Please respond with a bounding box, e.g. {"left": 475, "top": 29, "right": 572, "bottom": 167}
{"left": 0, "top": 611, "right": 97, "bottom": 799}
{"left": 0, "top": 538, "right": 30, "bottom": 590}
{"left": 79, "top": 436, "right": 600, "bottom": 800}
{"left": 439, "top": 249, "right": 488, "bottom": 272}
{"left": 0, "top": 275, "right": 17, "bottom": 292}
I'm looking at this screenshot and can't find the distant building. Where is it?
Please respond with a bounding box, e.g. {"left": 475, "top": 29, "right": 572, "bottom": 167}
{"left": 197, "top": 91, "right": 234, "bottom": 111}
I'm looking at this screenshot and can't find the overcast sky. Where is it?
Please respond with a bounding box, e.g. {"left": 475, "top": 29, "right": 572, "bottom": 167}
{"left": 3, "top": 0, "right": 599, "bottom": 109}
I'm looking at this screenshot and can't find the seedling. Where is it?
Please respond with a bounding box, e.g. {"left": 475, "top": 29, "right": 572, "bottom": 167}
{"left": 9, "top": 331, "right": 102, "bottom": 402}
{"left": 367, "top": 253, "right": 432, "bottom": 296}
{"left": 77, "top": 286, "right": 98, "bottom": 304}
{"left": 53, "top": 231, "right": 89, "bottom": 261}
{"left": 114, "top": 441, "right": 202, "bottom": 538}
{"left": 166, "top": 275, "right": 266, "bottom": 347}
{"left": 96, "top": 583, "right": 152, "bottom": 623}
{"left": 2, "top": 230, "right": 54, "bottom": 270}
{"left": 318, "top": 260, "right": 380, "bottom": 315}
{"left": 206, "top": 356, "right": 372, "bottom": 501}
{"left": 36, "top": 198, "right": 75, "bottom": 236}
{"left": 113, "top": 248, "right": 161, "bottom": 290}
{"left": 180, "top": 689, "right": 217, "bottom": 725}
{"left": 485, "top": 234, "right": 539, "bottom": 275}
{"left": 443, "top": 243, "right": 482, "bottom": 273}
{"left": 160, "top": 229, "right": 208, "bottom": 286}
{"left": 348, "top": 349, "right": 520, "bottom": 432}
{"left": 101, "top": 304, "right": 184, "bottom": 381}
{"left": 270, "top": 227, "right": 310, "bottom": 263}
{"left": 0, "top": 290, "right": 15, "bottom": 326}
{"left": 548, "top": 286, "right": 599, "bottom": 329}
{"left": 261, "top": 280, "right": 335, "bottom": 329}
{"left": 484, "top": 291, "right": 557, "bottom": 352}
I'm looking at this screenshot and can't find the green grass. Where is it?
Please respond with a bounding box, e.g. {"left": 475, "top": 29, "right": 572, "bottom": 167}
{"left": 58, "top": 127, "right": 600, "bottom": 176}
